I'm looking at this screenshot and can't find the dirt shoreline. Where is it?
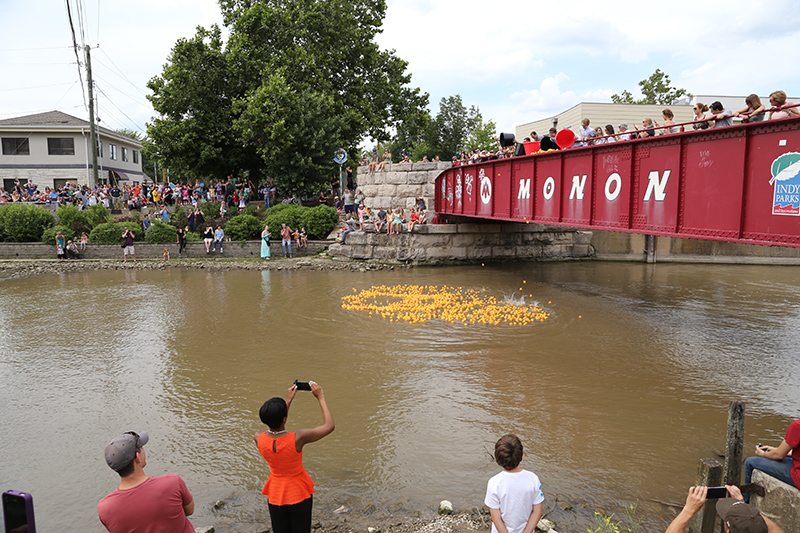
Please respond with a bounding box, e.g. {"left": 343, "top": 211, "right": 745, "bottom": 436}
{"left": 0, "top": 255, "right": 412, "bottom": 280}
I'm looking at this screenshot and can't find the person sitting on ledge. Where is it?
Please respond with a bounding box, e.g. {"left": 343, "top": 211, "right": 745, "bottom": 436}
{"left": 664, "top": 485, "right": 783, "bottom": 533}
{"left": 743, "top": 418, "right": 799, "bottom": 503}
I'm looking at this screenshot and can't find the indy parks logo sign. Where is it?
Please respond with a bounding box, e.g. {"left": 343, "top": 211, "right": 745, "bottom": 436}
{"left": 770, "top": 152, "right": 800, "bottom": 216}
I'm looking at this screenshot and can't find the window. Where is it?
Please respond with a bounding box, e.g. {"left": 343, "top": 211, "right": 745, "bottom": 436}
{"left": 2, "top": 137, "right": 30, "bottom": 155}
{"left": 133, "top": 150, "right": 139, "bottom": 164}
{"left": 122, "top": 147, "right": 128, "bottom": 162}
{"left": 97, "top": 141, "right": 103, "bottom": 158}
{"left": 47, "top": 137, "right": 75, "bottom": 155}
{"left": 109, "top": 144, "right": 117, "bottom": 160}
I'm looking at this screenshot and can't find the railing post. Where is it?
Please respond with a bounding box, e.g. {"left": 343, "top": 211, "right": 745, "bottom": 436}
{"left": 724, "top": 400, "right": 746, "bottom": 486}
{"left": 689, "top": 458, "right": 723, "bottom": 533}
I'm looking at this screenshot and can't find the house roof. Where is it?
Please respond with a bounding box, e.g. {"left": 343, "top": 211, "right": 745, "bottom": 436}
{"left": 0, "top": 110, "right": 142, "bottom": 147}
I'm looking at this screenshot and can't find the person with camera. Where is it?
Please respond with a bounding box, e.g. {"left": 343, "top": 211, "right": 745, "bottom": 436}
{"left": 121, "top": 227, "right": 135, "bottom": 263}
{"left": 255, "top": 382, "right": 334, "bottom": 533}
{"left": 665, "top": 485, "right": 783, "bottom": 533}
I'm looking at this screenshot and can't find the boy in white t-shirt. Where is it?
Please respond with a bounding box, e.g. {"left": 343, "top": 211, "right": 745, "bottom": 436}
{"left": 484, "top": 434, "right": 544, "bottom": 533}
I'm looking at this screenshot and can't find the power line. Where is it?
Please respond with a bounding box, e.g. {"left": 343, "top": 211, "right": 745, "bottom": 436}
{"left": 96, "top": 47, "right": 150, "bottom": 97}
{"left": 0, "top": 81, "right": 77, "bottom": 93}
{"left": 92, "top": 73, "right": 149, "bottom": 107}
{"left": 0, "top": 46, "right": 73, "bottom": 52}
{"left": 95, "top": 85, "right": 147, "bottom": 132}
{"left": 64, "top": 0, "right": 87, "bottom": 110}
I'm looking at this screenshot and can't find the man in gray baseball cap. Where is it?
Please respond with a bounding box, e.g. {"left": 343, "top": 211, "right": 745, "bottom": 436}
{"left": 98, "top": 431, "right": 195, "bottom": 532}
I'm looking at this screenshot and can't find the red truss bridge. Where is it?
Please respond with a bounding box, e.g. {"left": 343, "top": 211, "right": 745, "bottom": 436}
{"left": 434, "top": 117, "right": 800, "bottom": 248}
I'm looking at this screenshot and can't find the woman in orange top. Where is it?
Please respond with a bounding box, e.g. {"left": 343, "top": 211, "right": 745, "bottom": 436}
{"left": 255, "top": 382, "right": 334, "bottom": 533}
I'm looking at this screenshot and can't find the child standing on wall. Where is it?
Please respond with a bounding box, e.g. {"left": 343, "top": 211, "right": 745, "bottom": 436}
{"left": 484, "top": 434, "right": 544, "bottom": 533}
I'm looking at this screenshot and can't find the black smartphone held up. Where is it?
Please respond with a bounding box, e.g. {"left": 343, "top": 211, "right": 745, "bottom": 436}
{"left": 2, "top": 490, "right": 36, "bottom": 533}
{"left": 706, "top": 486, "right": 729, "bottom": 499}
{"left": 293, "top": 380, "right": 312, "bottom": 391}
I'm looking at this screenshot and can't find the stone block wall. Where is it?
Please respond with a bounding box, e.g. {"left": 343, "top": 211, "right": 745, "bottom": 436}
{"left": 354, "top": 162, "right": 451, "bottom": 212}
{"left": 751, "top": 469, "right": 800, "bottom": 532}
{"left": 328, "top": 222, "right": 593, "bottom": 262}
{"left": 0, "top": 241, "right": 329, "bottom": 259}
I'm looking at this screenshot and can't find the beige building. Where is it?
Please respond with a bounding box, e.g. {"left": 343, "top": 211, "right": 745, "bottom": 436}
{"left": 0, "top": 110, "right": 144, "bottom": 192}
{"left": 516, "top": 94, "right": 800, "bottom": 142}
{"left": 516, "top": 102, "right": 696, "bottom": 141}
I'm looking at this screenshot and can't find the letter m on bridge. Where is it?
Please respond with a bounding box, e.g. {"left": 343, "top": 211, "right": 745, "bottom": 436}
{"left": 518, "top": 178, "right": 530, "bottom": 199}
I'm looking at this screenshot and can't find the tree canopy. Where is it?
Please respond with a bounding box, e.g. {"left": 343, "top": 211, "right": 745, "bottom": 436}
{"left": 387, "top": 95, "right": 497, "bottom": 161}
{"left": 611, "top": 69, "right": 693, "bottom": 105}
{"left": 146, "top": 0, "right": 428, "bottom": 194}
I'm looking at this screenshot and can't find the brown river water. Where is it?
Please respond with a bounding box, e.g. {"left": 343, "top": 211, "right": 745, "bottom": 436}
{"left": 1, "top": 262, "right": 798, "bottom": 531}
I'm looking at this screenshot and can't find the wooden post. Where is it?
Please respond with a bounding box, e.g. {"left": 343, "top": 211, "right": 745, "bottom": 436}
{"left": 724, "top": 400, "right": 746, "bottom": 486}
{"left": 689, "top": 458, "right": 723, "bottom": 533}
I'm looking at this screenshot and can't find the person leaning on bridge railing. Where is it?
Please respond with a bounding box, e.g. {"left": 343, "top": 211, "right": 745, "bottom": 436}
{"left": 708, "top": 101, "right": 734, "bottom": 128}
{"left": 768, "top": 91, "right": 800, "bottom": 120}
{"left": 692, "top": 103, "right": 712, "bottom": 129}
{"left": 733, "top": 94, "right": 766, "bottom": 123}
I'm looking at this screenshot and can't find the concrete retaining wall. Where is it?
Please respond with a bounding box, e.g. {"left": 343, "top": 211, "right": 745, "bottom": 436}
{"left": 591, "top": 229, "right": 800, "bottom": 264}
{"left": 751, "top": 469, "right": 800, "bottom": 532}
{"left": 355, "top": 162, "right": 450, "bottom": 212}
{"left": 0, "top": 241, "right": 328, "bottom": 259}
{"left": 328, "top": 222, "right": 593, "bottom": 262}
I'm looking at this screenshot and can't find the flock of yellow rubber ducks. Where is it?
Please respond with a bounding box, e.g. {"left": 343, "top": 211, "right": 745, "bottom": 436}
{"left": 341, "top": 283, "right": 551, "bottom": 325}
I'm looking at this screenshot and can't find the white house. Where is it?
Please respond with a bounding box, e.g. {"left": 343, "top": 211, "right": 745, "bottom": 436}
{"left": 0, "top": 110, "right": 145, "bottom": 192}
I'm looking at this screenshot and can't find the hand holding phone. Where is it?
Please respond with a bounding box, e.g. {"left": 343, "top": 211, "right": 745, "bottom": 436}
{"left": 293, "top": 380, "right": 312, "bottom": 391}
{"left": 705, "top": 486, "right": 728, "bottom": 499}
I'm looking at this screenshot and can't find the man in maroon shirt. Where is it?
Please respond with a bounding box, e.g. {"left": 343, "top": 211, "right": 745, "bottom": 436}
{"left": 98, "top": 431, "right": 195, "bottom": 532}
{"left": 280, "top": 223, "right": 293, "bottom": 258}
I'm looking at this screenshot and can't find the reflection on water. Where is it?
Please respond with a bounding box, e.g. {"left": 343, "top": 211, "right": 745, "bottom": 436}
{"left": 0, "top": 263, "right": 798, "bottom": 531}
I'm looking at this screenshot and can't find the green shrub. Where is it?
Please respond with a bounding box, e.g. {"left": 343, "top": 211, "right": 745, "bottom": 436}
{"left": 186, "top": 231, "right": 202, "bottom": 242}
{"left": 85, "top": 204, "right": 111, "bottom": 227}
{"left": 243, "top": 203, "right": 267, "bottom": 219}
{"left": 171, "top": 205, "right": 188, "bottom": 225}
{"left": 225, "top": 214, "right": 263, "bottom": 240}
{"left": 41, "top": 224, "right": 75, "bottom": 245}
{"left": 145, "top": 222, "right": 178, "bottom": 244}
{"left": 300, "top": 205, "right": 339, "bottom": 239}
{"left": 0, "top": 204, "right": 55, "bottom": 242}
{"left": 265, "top": 203, "right": 295, "bottom": 215}
{"left": 56, "top": 205, "right": 90, "bottom": 228}
{"left": 89, "top": 222, "right": 141, "bottom": 244}
{"left": 199, "top": 201, "right": 221, "bottom": 220}
{"left": 264, "top": 205, "right": 303, "bottom": 233}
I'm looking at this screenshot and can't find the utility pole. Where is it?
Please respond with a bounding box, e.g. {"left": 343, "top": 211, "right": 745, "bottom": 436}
{"left": 85, "top": 45, "right": 99, "bottom": 186}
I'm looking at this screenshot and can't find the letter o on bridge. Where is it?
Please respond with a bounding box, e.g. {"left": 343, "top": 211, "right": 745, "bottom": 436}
{"left": 543, "top": 177, "right": 555, "bottom": 200}
{"left": 605, "top": 173, "right": 621, "bottom": 201}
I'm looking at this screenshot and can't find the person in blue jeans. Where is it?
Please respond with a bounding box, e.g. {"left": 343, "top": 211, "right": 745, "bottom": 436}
{"left": 742, "top": 419, "right": 799, "bottom": 502}
{"left": 280, "top": 223, "right": 293, "bottom": 257}
{"left": 213, "top": 226, "right": 225, "bottom": 253}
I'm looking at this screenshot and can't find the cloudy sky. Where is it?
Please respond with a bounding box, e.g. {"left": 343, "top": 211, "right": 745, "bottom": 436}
{"left": 2, "top": 0, "right": 799, "bottom": 138}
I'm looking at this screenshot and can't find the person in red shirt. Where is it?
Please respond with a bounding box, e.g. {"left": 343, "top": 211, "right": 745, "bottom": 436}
{"left": 743, "top": 419, "right": 800, "bottom": 502}
{"left": 98, "top": 431, "right": 195, "bottom": 532}
{"left": 255, "top": 382, "right": 334, "bottom": 533}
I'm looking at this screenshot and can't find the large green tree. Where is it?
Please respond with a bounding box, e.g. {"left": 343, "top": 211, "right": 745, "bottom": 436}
{"left": 147, "top": 0, "right": 427, "bottom": 194}
{"left": 611, "top": 69, "right": 693, "bottom": 105}
{"left": 388, "top": 95, "right": 496, "bottom": 161}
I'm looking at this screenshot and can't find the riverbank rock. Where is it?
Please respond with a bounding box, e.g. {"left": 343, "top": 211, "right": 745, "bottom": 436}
{"left": 438, "top": 500, "right": 453, "bottom": 515}
{"left": 195, "top": 527, "right": 215, "bottom": 533}
{"left": 536, "top": 518, "right": 557, "bottom": 532}
{"left": 334, "top": 505, "right": 349, "bottom": 515}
